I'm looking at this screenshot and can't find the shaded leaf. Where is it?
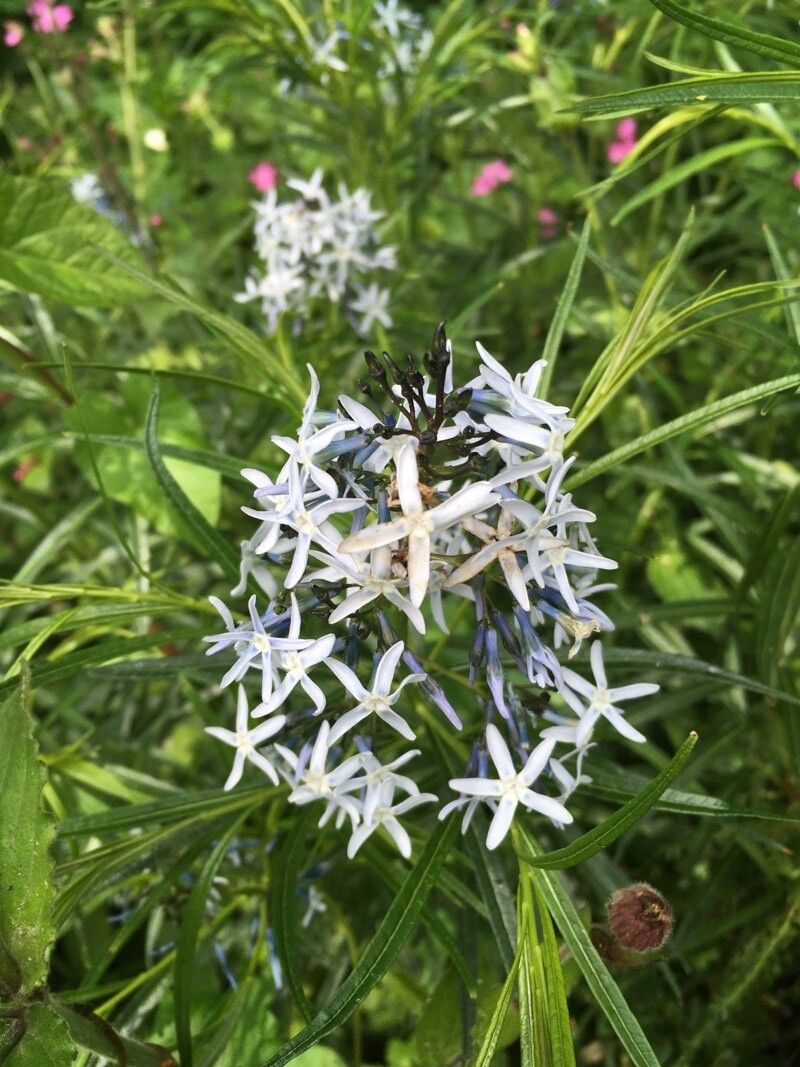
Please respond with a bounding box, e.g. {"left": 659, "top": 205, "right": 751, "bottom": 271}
{"left": 515, "top": 734, "right": 697, "bottom": 870}
{"left": 263, "top": 818, "right": 458, "bottom": 1067}
{"left": 0, "top": 668, "right": 57, "bottom": 996}
{"left": 519, "top": 829, "right": 661, "bottom": 1067}
{"left": 0, "top": 175, "right": 148, "bottom": 306}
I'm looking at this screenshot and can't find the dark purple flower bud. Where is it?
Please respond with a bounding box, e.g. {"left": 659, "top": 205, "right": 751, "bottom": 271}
{"left": 468, "top": 624, "right": 486, "bottom": 685}
{"left": 377, "top": 488, "right": 391, "bottom": 524}
{"left": 606, "top": 884, "right": 673, "bottom": 953}
{"left": 485, "top": 627, "right": 510, "bottom": 719}
{"left": 401, "top": 646, "right": 463, "bottom": 730}
{"left": 493, "top": 610, "right": 527, "bottom": 674}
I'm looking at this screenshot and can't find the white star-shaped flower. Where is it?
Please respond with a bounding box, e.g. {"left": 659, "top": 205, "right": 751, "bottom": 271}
{"left": 326, "top": 641, "right": 424, "bottom": 744}
{"left": 281, "top": 722, "right": 365, "bottom": 828}
{"left": 557, "top": 641, "right": 658, "bottom": 747}
{"left": 338, "top": 441, "right": 498, "bottom": 607}
{"left": 309, "top": 545, "right": 426, "bottom": 633}
{"left": 203, "top": 594, "right": 309, "bottom": 701}
{"left": 253, "top": 610, "right": 334, "bottom": 717}
{"left": 247, "top": 461, "right": 362, "bottom": 588}
{"left": 271, "top": 365, "right": 356, "bottom": 498}
{"left": 205, "top": 686, "right": 286, "bottom": 790}
{"left": 347, "top": 778, "right": 437, "bottom": 859}
{"left": 448, "top": 725, "right": 572, "bottom": 850}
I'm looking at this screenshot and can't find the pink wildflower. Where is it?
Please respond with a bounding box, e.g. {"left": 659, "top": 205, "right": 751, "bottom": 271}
{"left": 606, "top": 117, "right": 638, "bottom": 166}
{"left": 537, "top": 206, "right": 559, "bottom": 240}
{"left": 471, "top": 159, "right": 513, "bottom": 197}
{"left": 4, "top": 21, "right": 24, "bottom": 46}
{"left": 148, "top": 213, "right": 164, "bottom": 229}
{"left": 615, "top": 117, "right": 637, "bottom": 143}
{"left": 27, "top": 0, "right": 73, "bottom": 34}
{"left": 792, "top": 169, "right": 800, "bottom": 190}
{"left": 12, "top": 457, "right": 36, "bottom": 484}
{"left": 248, "top": 161, "right": 278, "bottom": 192}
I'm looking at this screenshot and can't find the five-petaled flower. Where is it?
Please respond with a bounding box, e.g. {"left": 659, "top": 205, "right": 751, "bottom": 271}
{"left": 449, "top": 725, "right": 573, "bottom": 849}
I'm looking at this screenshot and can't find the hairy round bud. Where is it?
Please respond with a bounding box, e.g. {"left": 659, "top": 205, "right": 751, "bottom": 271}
{"left": 606, "top": 883, "right": 672, "bottom": 953}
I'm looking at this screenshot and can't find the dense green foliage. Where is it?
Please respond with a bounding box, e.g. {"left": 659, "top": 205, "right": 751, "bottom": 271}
{"left": 1, "top": 1, "right": 799, "bottom": 1064}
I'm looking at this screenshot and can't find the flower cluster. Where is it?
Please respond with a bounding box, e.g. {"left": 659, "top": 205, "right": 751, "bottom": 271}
{"left": 235, "top": 169, "right": 395, "bottom": 336}
{"left": 4, "top": 0, "right": 72, "bottom": 46}
{"left": 204, "top": 324, "right": 659, "bottom": 857}
{"left": 288, "top": 2, "right": 433, "bottom": 86}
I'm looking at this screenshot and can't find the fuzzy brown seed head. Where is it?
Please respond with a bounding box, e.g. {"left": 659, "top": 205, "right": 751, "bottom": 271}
{"left": 606, "top": 883, "right": 673, "bottom": 953}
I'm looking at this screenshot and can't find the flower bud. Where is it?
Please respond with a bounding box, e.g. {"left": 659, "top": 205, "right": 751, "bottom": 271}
{"left": 606, "top": 883, "right": 672, "bottom": 953}
{"left": 431, "top": 321, "right": 449, "bottom": 366}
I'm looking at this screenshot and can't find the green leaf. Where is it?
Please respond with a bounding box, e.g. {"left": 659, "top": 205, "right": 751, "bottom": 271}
{"left": 270, "top": 809, "right": 316, "bottom": 1022}
{"left": 466, "top": 816, "right": 516, "bottom": 971}
{"left": 0, "top": 668, "right": 57, "bottom": 996}
{"left": 568, "top": 72, "right": 800, "bottom": 116}
{"left": 473, "top": 947, "right": 521, "bottom": 1067}
{"left": 646, "top": 0, "right": 800, "bottom": 66}
{"left": 519, "top": 829, "right": 661, "bottom": 1067}
{"left": 144, "top": 387, "right": 241, "bottom": 582}
{"left": 535, "top": 882, "right": 576, "bottom": 1067}
{"left": 0, "top": 175, "right": 148, "bottom": 306}
{"left": 515, "top": 734, "right": 697, "bottom": 870}
{"left": 5, "top": 1003, "right": 76, "bottom": 1067}
{"left": 0, "top": 628, "right": 202, "bottom": 701}
{"left": 539, "top": 218, "right": 591, "bottom": 401}
{"left": 600, "top": 648, "right": 800, "bottom": 708}
{"left": 68, "top": 378, "right": 224, "bottom": 539}
{"left": 100, "top": 252, "right": 306, "bottom": 407}
{"left": 262, "top": 818, "right": 458, "bottom": 1067}
{"left": 58, "top": 782, "right": 275, "bottom": 837}
{"left": 569, "top": 374, "right": 800, "bottom": 487}
{"left": 174, "top": 814, "right": 250, "bottom": 1067}
{"left": 582, "top": 766, "right": 800, "bottom": 823}
{"left": 763, "top": 225, "right": 800, "bottom": 344}
{"left": 51, "top": 1001, "right": 176, "bottom": 1066}
{"left": 610, "top": 137, "right": 775, "bottom": 226}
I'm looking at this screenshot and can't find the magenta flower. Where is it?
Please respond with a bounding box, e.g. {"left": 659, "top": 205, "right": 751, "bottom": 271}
{"left": 248, "top": 161, "right": 278, "bottom": 193}
{"left": 606, "top": 117, "right": 638, "bottom": 165}
{"left": 27, "top": 0, "right": 73, "bottom": 33}
{"left": 537, "top": 206, "right": 559, "bottom": 240}
{"left": 471, "top": 159, "right": 513, "bottom": 197}
{"left": 4, "top": 20, "right": 24, "bottom": 46}
{"left": 792, "top": 169, "right": 800, "bottom": 190}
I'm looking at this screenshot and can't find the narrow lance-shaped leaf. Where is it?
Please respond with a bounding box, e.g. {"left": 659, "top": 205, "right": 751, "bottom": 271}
{"left": 99, "top": 250, "right": 305, "bottom": 407}
{"left": 565, "top": 72, "right": 800, "bottom": 116}
{"left": 539, "top": 218, "right": 591, "bottom": 401}
{"left": 0, "top": 667, "right": 57, "bottom": 996}
{"left": 534, "top": 880, "right": 576, "bottom": 1067}
{"left": 270, "top": 808, "right": 317, "bottom": 1022}
{"left": 646, "top": 0, "right": 800, "bottom": 67}
{"left": 145, "top": 387, "right": 241, "bottom": 583}
{"left": 600, "top": 648, "right": 800, "bottom": 708}
{"left": 611, "top": 137, "right": 775, "bottom": 226}
{"left": 174, "top": 812, "right": 252, "bottom": 1067}
{"left": 515, "top": 733, "right": 698, "bottom": 870}
{"left": 263, "top": 817, "right": 458, "bottom": 1067}
{"left": 473, "top": 946, "right": 521, "bottom": 1067}
{"left": 518, "top": 828, "right": 662, "bottom": 1067}
{"left": 0, "top": 175, "right": 148, "bottom": 306}
{"left": 569, "top": 375, "right": 800, "bottom": 488}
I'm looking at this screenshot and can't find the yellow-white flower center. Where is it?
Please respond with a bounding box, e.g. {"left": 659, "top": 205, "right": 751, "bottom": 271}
{"left": 283, "top": 652, "right": 305, "bottom": 677}
{"left": 236, "top": 731, "right": 254, "bottom": 754}
{"left": 252, "top": 633, "right": 272, "bottom": 653}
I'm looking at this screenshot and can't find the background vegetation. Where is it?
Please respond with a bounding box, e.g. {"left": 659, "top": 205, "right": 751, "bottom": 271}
{"left": 1, "top": 1, "right": 799, "bottom": 1064}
